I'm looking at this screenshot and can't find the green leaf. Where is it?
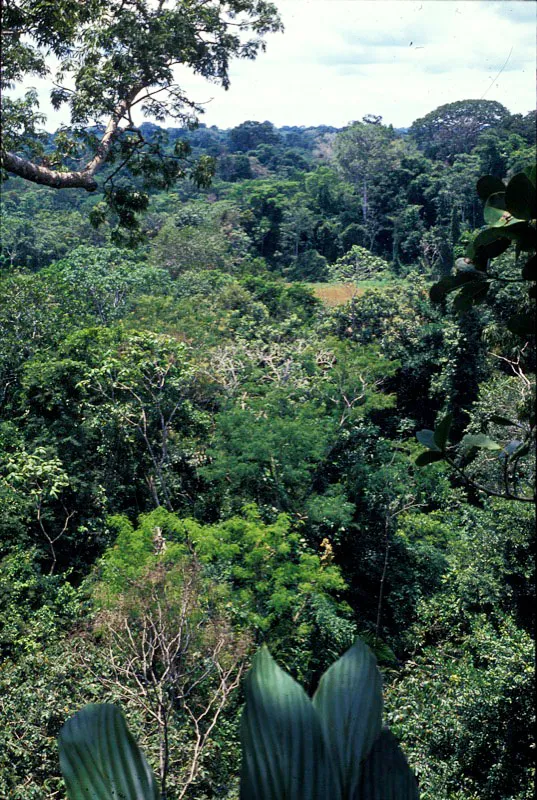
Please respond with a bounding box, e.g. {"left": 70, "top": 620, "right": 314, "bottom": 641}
{"left": 313, "top": 638, "right": 383, "bottom": 797}
{"left": 525, "top": 164, "right": 536, "bottom": 188}
{"left": 474, "top": 236, "right": 511, "bottom": 261}
{"left": 452, "top": 280, "right": 489, "bottom": 311}
{"left": 522, "top": 254, "right": 537, "bottom": 280}
{"left": 476, "top": 175, "right": 505, "bottom": 203}
{"left": 468, "top": 227, "right": 509, "bottom": 257}
{"left": 58, "top": 704, "right": 159, "bottom": 800}
{"left": 483, "top": 192, "right": 507, "bottom": 225}
{"left": 416, "top": 429, "right": 440, "bottom": 451}
{"left": 359, "top": 728, "right": 419, "bottom": 800}
{"left": 429, "top": 277, "right": 453, "bottom": 303}
{"left": 461, "top": 434, "right": 502, "bottom": 451}
{"left": 494, "top": 221, "right": 536, "bottom": 250}
{"left": 240, "top": 646, "right": 339, "bottom": 800}
{"left": 470, "top": 220, "right": 534, "bottom": 252}
{"left": 429, "top": 271, "right": 480, "bottom": 303}
{"left": 507, "top": 312, "right": 536, "bottom": 338}
{"left": 434, "top": 412, "right": 452, "bottom": 450}
{"left": 415, "top": 450, "right": 445, "bottom": 467}
{"left": 505, "top": 173, "right": 536, "bottom": 221}
{"left": 489, "top": 415, "right": 517, "bottom": 427}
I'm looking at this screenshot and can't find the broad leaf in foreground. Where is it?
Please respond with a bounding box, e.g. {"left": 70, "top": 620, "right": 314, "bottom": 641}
{"left": 313, "top": 638, "right": 383, "bottom": 798}
{"left": 240, "top": 646, "right": 340, "bottom": 800}
{"left": 359, "top": 728, "right": 419, "bottom": 800}
{"left": 58, "top": 704, "right": 159, "bottom": 800}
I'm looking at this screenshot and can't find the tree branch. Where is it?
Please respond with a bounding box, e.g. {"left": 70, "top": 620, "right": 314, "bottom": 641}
{"left": 2, "top": 90, "right": 141, "bottom": 190}
{"left": 1, "top": 150, "right": 99, "bottom": 190}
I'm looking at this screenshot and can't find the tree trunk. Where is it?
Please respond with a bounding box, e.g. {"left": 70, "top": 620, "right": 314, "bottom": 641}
{"left": 2, "top": 152, "right": 98, "bottom": 190}
{"left": 158, "top": 702, "right": 170, "bottom": 800}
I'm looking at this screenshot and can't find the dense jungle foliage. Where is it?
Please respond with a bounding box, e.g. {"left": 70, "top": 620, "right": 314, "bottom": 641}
{"left": 1, "top": 101, "right": 536, "bottom": 799}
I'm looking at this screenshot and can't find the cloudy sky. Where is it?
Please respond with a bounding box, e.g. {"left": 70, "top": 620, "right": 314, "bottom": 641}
{"left": 28, "top": 0, "right": 537, "bottom": 130}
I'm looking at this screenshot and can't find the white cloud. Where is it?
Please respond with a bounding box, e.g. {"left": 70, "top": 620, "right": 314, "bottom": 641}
{"left": 170, "top": 0, "right": 537, "bottom": 128}
{"left": 16, "top": 0, "right": 537, "bottom": 131}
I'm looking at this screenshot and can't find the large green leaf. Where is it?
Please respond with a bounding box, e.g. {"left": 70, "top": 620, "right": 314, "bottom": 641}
{"left": 415, "top": 429, "right": 440, "bottom": 452}
{"left": 240, "top": 646, "right": 340, "bottom": 800}
{"left": 433, "top": 413, "right": 452, "bottom": 450}
{"left": 490, "top": 221, "right": 536, "bottom": 250}
{"left": 505, "top": 173, "right": 536, "bottom": 221}
{"left": 429, "top": 271, "right": 481, "bottom": 302}
{"left": 476, "top": 175, "right": 505, "bottom": 203}
{"left": 415, "top": 450, "right": 444, "bottom": 467}
{"left": 452, "top": 280, "right": 489, "bottom": 312}
{"left": 507, "top": 312, "right": 536, "bottom": 338}
{"left": 359, "top": 729, "right": 419, "bottom": 800}
{"left": 474, "top": 236, "right": 510, "bottom": 261}
{"left": 461, "top": 434, "right": 502, "bottom": 451}
{"left": 483, "top": 192, "right": 507, "bottom": 225}
{"left": 58, "top": 704, "right": 159, "bottom": 800}
{"left": 467, "top": 227, "right": 508, "bottom": 258}
{"left": 313, "top": 638, "right": 383, "bottom": 799}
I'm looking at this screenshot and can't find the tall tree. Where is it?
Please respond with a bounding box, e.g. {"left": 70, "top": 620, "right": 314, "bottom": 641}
{"left": 409, "top": 99, "right": 510, "bottom": 162}
{"left": 334, "top": 118, "right": 397, "bottom": 237}
{"left": 1, "top": 0, "right": 282, "bottom": 235}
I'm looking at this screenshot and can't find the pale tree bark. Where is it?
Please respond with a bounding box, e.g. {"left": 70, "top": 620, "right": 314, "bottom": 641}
{"left": 2, "top": 91, "right": 140, "bottom": 190}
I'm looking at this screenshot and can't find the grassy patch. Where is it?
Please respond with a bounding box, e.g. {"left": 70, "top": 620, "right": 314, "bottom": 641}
{"left": 307, "top": 280, "right": 393, "bottom": 307}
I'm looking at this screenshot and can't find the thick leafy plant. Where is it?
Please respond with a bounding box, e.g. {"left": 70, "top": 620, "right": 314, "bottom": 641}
{"left": 429, "top": 167, "right": 536, "bottom": 333}
{"left": 58, "top": 704, "right": 159, "bottom": 800}
{"left": 327, "top": 245, "right": 390, "bottom": 283}
{"left": 57, "top": 639, "right": 418, "bottom": 799}
{"left": 240, "top": 639, "right": 418, "bottom": 800}
{"left": 416, "top": 168, "right": 536, "bottom": 503}
{"left": 2, "top": 0, "right": 282, "bottom": 242}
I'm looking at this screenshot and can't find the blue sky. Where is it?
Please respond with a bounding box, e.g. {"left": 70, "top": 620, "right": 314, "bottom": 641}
{"left": 24, "top": 0, "right": 537, "bottom": 130}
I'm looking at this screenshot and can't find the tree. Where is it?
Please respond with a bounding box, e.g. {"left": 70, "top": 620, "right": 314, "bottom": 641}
{"left": 386, "top": 499, "right": 535, "bottom": 799}
{"left": 45, "top": 245, "right": 170, "bottom": 324}
{"left": 228, "top": 120, "right": 281, "bottom": 152}
{"left": 217, "top": 153, "right": 253, "bottom": 182}
{"left": 409, "top": 99, "right": 510, "bottom": 162}
{"left": 327, "top": 246, "right": 390, "bottom": 283}
{"left": 0, "top": 270, "right": 74, "bottom": 409}
{"left": 147, "top": 202, "right": 243, "bottom": 277}
{"left": 93, "top": 555, "right": 250, "bottom": 799}
{"left": 0, "top": 204, "right": 106, "bottom": 271}
{"left": 417, "top": 167, "right": 536, "bottom": 503}
{"left": 1, "top": 0, "right": 282, "bottom": 236}
{"left": 233, "top": 180, "right": 290, "bottom": 263}
{"left": 77, "top": 328, "right": 202, "bottom": 510}
{"left": 503, "top": 110, "right": 537, "bottom": 146}
{"left": 102, "top": 505, "right": 353, "bottom": 682}
{"left": 334, "top": 119, "right": 397, "bottom": 242}
{"left": 279, "top": 193, "right": 316, "bottom": 267}
{"left": 2, "top": 446, "right": 73, "bottom": 573}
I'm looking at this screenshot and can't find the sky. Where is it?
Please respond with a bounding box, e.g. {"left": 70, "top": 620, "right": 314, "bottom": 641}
{"left": 24, "top": 0, "right": 537, "bottom": 130}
